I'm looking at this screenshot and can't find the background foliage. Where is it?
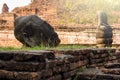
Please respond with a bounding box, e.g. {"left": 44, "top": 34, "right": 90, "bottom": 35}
{"left": 56, "top": 0, "right": 120, "bottom": 24}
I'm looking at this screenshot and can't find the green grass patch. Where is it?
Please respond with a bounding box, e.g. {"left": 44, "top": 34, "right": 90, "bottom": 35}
{"left": 0, "top": 45, "right": 90, "bottom": 51}
{"left": 0, "top": 46, "right": 20, "bottom": 51}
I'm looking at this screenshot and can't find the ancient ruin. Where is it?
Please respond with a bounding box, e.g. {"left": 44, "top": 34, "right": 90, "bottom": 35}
{"left": 0, "top": 0, "right": 58, "bottom": 30}
{"left": 0, "top": 13, "right": 16, "bottom": 29}
{"left": 96, "top": 11, "right": 113, "bottom": 47}
{"left": 1, "top": 3, "right": 9, "bottom": 14}
{"left": 14, "top": 15, "right": 60, "bottom": 47}
{"left": 0, "top": 0, "right": 120, "bottom": 47}
{"left": 0, "top": 48, "right": 120, "bottom": 80}
{"left": 0, "top": 1, "right": 120, "bottom": 80}
{"left": 0, "top": 3, "right": 15, "bottom": 29}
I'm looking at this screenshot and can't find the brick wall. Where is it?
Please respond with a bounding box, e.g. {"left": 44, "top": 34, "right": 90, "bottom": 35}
{"left": 0, "top": 0, "right": 58, "bottom": 30}
{"left": 12, "top": 0, "right": 58, "bottom": 25}
{"left": 0, "top": 13, "right": 16, "bottom": 30}
{"left": 0, "top": 28, "right": 120, "bottom": 47}
{"left": 0, "top": 48, "right": 119, "bottom": 80}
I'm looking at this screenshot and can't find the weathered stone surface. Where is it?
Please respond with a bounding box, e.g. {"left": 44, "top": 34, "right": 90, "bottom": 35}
{"left": 96, "top": 11, "right": 113, "bottom": 47}
{"left": 101, "top": 68, "right": 120, "bottom": 75}
{"left": 0, "top": 70, "right": 41, "bottom": 80}
{"left": 2, "top": 3, "right": 9, "bottom": 14}
{"left": 14, "top": 15, "right": 60, "bottom": 47}
{"left": 0, "top": 50, "right": 55, "bottom": 62}
{"left": 0, "top": 61, "right": 46, "bottom": 72}
{"left": 46, "top": 75, "right": 62, "bottom": 80}
{"left": 76, "top": 68, "right": 120, "bottom": 79}
{"left": 0, "top": 52, "right": 13, "bottom": 61}
{"left": 70, "top": 63, "right": 79, "bottom": 70}
{"left": 40, "top": 69, "right": 53, "bottom": 78}
{"left": 104, "top": 63, "right": 120, "bottom": 68}
{"left": 76, "top": 73, "right": 120, "bottom": 80}
{"left": 0, "top": 49, "right": 119, "bottom": 80}
{"left": 12, "top": 0, "right": 58, "bottom": 25}
{"left": 62, "top": 70, "right": 76, "bottom": 79}
{"left": 0, "top": 13, "right": 16, "bottom": 30}
{"left": 0, "top": 69, "right": 53, "bottom": 80}
{"left": 0, "top": 0, "right": 59, "bottom": 30}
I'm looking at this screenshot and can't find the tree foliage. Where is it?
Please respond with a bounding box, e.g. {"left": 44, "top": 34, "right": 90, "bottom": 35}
{"left": 55, "top": 0, "right": 120, "bottom": 24}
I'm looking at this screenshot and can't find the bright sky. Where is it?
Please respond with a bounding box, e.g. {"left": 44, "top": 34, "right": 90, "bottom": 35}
{"left": 0, "top": 0, "right": 31, "bottom": 13}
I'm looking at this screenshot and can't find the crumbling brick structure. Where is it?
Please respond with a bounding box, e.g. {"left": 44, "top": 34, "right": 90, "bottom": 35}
{"left": 0, "top": 48, "right": 120, "bottom": 80}
{"left": 1, "top": 3, "right": 9, "bottom": 14}
{"left": 12, "top": 0, "right": 58, "bottom": 25}
{"left": 0, "top": 13, "right": 16, "bottom": 29}
{"left": 0, "top": 0, "right": 58, "bottom": 30}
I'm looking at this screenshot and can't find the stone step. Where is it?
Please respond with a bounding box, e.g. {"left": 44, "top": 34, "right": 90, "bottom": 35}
{"left": 0, "top": 60, "right": 46, "bottom": 72}
{"left": 104, "top": 63, "right": 120, "bottom": 68}
{"left": 76, "top": 72, "right": 120, "bottom": 80}
{"left": 0, "top": 69, "right": 53, "bottom": 80}
{"left": 101, "top": 68, "right": 120, "bottom": 75}
{"left": 0, "top": 50, "right": 55, "bottom": 62}
{"left": 0, "top": 70, "right": 40, "bottom": 80}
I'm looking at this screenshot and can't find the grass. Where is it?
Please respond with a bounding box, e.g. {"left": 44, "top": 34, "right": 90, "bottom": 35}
{"left": 0, "top": 45, "right": 90, "bottom": 51}
{"left": 0, "top": 46, "right": 20, "bottom": 51}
